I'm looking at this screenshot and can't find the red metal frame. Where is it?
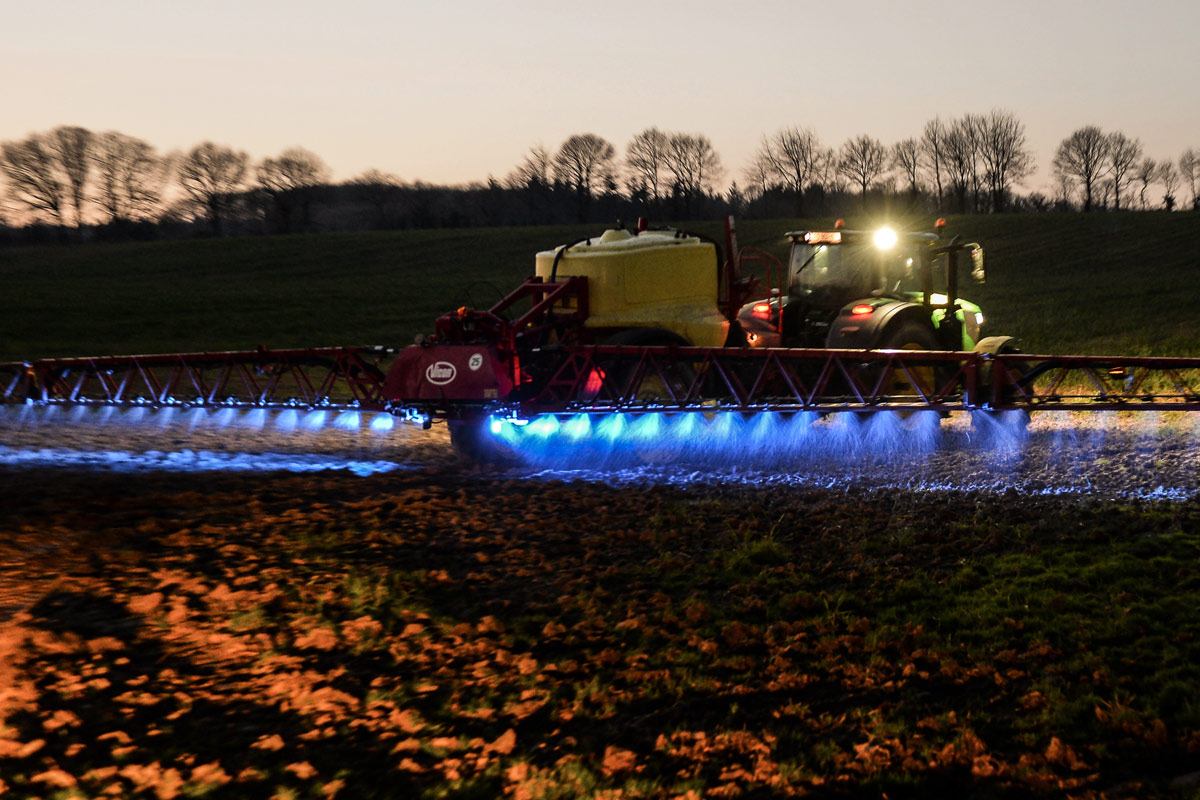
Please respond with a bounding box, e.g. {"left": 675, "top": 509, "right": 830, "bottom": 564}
{"left": 8, "top": 344, "right": 1200, "bottom": 418}
{"left": 524, "top": 346, "right": 1200, "bottom": 415}
{"left": 0, "top": 347, "right": 394, "bottom": 411}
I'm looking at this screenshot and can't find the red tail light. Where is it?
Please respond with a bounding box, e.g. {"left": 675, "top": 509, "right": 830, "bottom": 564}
{"left": 584, "top": 368, "right": 605, "bottom": 396}
{"left": 752, "top": 302, "right": 772, "bottom": 318}
{"left": 850, "top": 304, "right": 875, "bottom": 316}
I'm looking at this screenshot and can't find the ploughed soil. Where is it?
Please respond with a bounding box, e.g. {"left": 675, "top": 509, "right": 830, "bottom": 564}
{"left": 3, "top": 418, "right": 1200, "bottom": 798}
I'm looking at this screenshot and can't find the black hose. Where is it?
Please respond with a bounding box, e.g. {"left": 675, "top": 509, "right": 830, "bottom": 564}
{"left": 549, "top": 236, "right": 593, "bottom": 283}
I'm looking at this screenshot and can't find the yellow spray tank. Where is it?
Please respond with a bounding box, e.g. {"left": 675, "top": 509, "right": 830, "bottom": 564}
{"left": 534, "top": 228, "right": 730, "bottom": 347}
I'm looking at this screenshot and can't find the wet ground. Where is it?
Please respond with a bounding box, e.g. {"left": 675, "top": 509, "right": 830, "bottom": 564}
{"left": 1, "top": 405, "right": 1197, "bottom": 501}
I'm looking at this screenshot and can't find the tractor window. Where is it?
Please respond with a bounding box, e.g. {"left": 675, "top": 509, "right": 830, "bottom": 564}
{"left": 790, "top": 241, "right": 930, "bottom": 301}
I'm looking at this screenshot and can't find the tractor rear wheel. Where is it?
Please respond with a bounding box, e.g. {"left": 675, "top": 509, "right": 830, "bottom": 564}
{"left": 601, "top": 329, "right": 697, "bottom": 406}
{"left": 877, "top": 321, "right": 941, "bottom": 400}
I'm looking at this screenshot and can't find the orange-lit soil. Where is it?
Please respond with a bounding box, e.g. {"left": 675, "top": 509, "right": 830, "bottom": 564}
{"left": 2, "top": 423, "right": 1199, "bottom": 797}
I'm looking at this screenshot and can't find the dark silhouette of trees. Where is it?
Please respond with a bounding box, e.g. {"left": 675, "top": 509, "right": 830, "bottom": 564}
{"left": 94, "top": 131, "right": 170, "bottom": 224}
{"left": 178, "top": 142, "right": 248, "bottom": 235}
{"left": 747, "top": 127, "right": 828, "bottom": 216}
{"left": 505, "top": 145, "right": 552, "bottom": 190}
{"left": 1180, "top": 148, "right": 1198, "bottom": 210}
{"left": 921, "top": 118, "right": 947, "bottom": 212}
{"left": 48, "top": 126, "right": 93, "bottom": 228}
{"left": 943, "top": 115, "right": 984, "bottom": 213}
{"left": 624, "top": 128, "right": 669, "bottom": 206}
{"left": 1106, "top": 132, "right": 1142, "bottom": 211}
{"left": 346, "top": 169, "right": 404, "bottom": 229}
{"left": 1135, "top": 157, "right": 1158, "bottom": 210}
{"left": 664, "top": 132, "right": 722, "bottom": 217}
{"left": 0, "top": 133, "right": 65, "bottom": 224}
{"left": 503, "top": 145, "right": 556, "bottom": 224}
{"left": 0, "top": 125, "right": 96, "bottom": 228}
{"left": 552, "top": 134, "right": 616, "bottom": 222}
{"left": 978, "top": 109, "right": 1034, "bottom": 213}
{"left": 255, "top": 147, "right": 330, "bottom": 233}
{"left": 1158, "top": 161, "right": 1180, "bottom": 211}
{"left": 892, "top": 138, "right": 922, "bottom": 198}
{"left": 1053, "top": 126, "right": 1109, "bottom": 211}
{"left": 9, "top": 111, "right": 1200, "bottom": 248}
{"left": 837, "top": 134, "right": 888, "bottom": 206}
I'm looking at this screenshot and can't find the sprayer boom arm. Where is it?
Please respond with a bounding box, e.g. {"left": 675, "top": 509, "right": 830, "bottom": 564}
{"left": 6, "top": 344, "right": 1200, "bottom": 417}
{"left": 1, "top": 346, "right": 395, "bottom": 412}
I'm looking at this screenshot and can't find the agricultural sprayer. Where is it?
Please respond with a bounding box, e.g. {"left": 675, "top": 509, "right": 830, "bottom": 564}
{"left": 5, "top": 218, "right": 1200, "bottom": 461}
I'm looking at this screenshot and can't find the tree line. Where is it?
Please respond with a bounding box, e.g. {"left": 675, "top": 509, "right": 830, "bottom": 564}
{"left": 1, "top": 114, "right": 1197, "bottom": 244}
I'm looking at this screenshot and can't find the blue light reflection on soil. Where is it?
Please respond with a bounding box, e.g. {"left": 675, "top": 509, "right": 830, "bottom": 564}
{"left": 0, "top": 446, "right": 405, "bottom": 477}
{"left": 2, "top": 405, "right": 1197, "bottom": 498}
{"left": 488, "top": 410, "right": 1200, "bottom": 502}
{"left": 0, "top": 406, "right": 408, "bottom": 476}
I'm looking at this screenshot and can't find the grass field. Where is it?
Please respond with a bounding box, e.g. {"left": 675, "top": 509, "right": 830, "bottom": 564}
{"left": 1, "top": 212, "right": 1197, "bottom": 361}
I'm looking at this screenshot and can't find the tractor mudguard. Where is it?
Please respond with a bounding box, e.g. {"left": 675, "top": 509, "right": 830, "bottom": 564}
{"left": 825, "top": 300, "right": 930, "bottom": 350}
{"left": 383, "top": 343, "right": 514, "bottom": 404}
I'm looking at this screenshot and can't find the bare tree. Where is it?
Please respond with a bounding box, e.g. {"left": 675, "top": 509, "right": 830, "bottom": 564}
{"left": 624, "top": 127, "right": 669, "bottom": 203}
{"left": 256, "top": 147, "right": 328, "bottom": 193}
{"left": 1135, "top": 157, "right": 1158, "bottom": 210}
{"left": 837, "top": 134, "right": 887, "bottom": 204}
{"left": 943, "top": 115, "right": 984, "bottom": 212}
{"left": 891, "top": 138, "right": 922, "bottom": 197}
{"left": 920, "top": 117, "right": 947, "bottom": 212}
{"left": 1053, "top": 170, "right": 1075, "bottom": 210}
{"left": 0, "top": 133, "right": 65, "bottom": 224}
{"left": 1105, "top": 131, "right": 1142, "bottom": 211}
{"left": 47, "top": 126, "right": 93, "bottom": 227}
{"left": 749, "top": 126, "right": 826, "bottom": 215}
{"left": 740, "top": 152, "right": 773, "bottom": 199}
{"left": 504, "top": 145, "right": 552, "bottom": 190}
{"left": 552, "top": 133, "right": 616, "bottom": 221}
{"left": 1180, "top": 148, "right": 1199, "bottom": 210}
{"left": 1052, "top": 126, "right": 1109, "bottom": 211}
{"left": 978, "top": 109, "right": 1034, "bottom": 212}
{"left": 178, "top": 141, "right": 249, "bottom": 234}
{"left": 93, "top": 131, "right": 170, "bottom": 224}
{"left": 1158, "top": 161, "right": 1180, "bottom": 210}
{"left": 502, "top": 145, "right": 555, "bottom": 224}
{"left": 664, "top": 132, "right": 722, "bottom": 216}
{"left": 256, "top": 146, "right": 330, "bottom": 233}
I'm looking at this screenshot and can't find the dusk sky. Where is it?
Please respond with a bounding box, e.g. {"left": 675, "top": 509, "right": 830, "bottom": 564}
{"left": 5, "top": 0, "right": 1198, "bottom": 196}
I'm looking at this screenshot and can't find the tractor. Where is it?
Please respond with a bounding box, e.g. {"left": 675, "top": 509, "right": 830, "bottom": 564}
{"left": 734, "top": 220, "right": 1017, "bottom": 399}
{"left": 737, "top": 221, "right": 1006, "bottom": 353}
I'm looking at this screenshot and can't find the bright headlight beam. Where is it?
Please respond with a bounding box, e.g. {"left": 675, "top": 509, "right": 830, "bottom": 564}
{"left": 873, "top": 227, "right": 898, "bottom": 250}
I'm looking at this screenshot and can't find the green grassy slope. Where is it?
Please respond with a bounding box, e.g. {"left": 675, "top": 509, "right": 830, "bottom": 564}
{"left": 1, "top": 213, "right": 1197, "bottom": 361}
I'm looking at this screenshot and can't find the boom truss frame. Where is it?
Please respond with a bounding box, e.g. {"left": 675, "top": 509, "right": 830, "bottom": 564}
{"left": 4, "top": 345, "right": 1200, "bottom": 418}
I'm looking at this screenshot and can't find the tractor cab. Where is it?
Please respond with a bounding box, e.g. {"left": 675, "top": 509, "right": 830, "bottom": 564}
{"left": 738, "top": 223, "right": 987, "bottom": 353}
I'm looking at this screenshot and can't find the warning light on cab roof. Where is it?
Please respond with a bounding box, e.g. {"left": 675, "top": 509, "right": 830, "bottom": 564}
{"left": 804, "top": 231, "right": 842, "bottom": 245}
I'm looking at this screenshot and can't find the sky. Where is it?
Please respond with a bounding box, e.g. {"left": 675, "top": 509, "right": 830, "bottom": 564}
{"left": 3, "top": 0, "right": 1198, "bottom": 197}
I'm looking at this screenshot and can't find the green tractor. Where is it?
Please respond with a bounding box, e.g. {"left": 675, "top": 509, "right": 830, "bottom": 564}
{"left": 737, "top": 221, "right": 1013, "bottom": 351}
{"left": 736, "top": 221, "right": 1016, "bottom": 398}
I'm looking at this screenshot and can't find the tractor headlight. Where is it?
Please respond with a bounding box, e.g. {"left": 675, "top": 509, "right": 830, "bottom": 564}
{"left": 873, "top": 227, "right": 898, "bottom": 250}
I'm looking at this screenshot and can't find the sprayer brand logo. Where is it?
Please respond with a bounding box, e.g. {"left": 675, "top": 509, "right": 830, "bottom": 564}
{"left": 425, "top": 362, "right": 456, "bottom": 385}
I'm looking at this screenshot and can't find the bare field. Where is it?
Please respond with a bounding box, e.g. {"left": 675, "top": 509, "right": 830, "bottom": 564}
{"left": 2, "top": 414, "right": 1200, "bottom": 798}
